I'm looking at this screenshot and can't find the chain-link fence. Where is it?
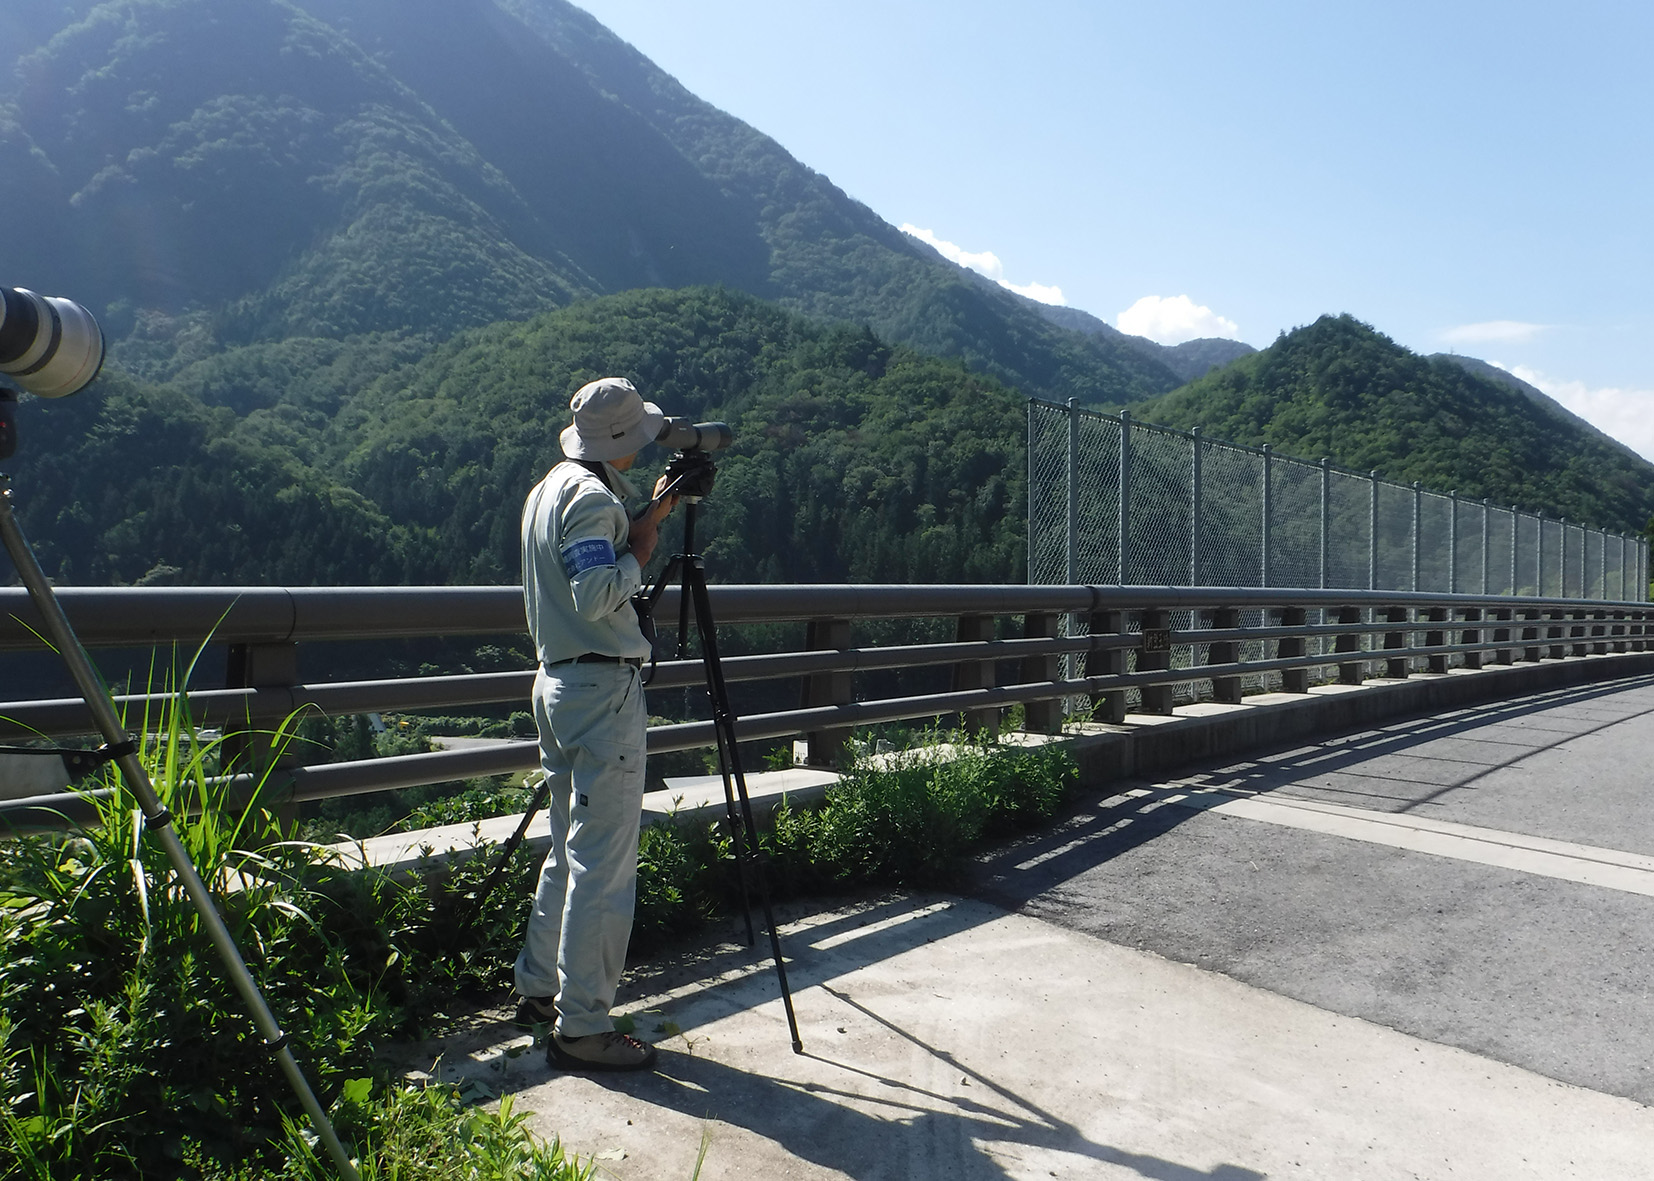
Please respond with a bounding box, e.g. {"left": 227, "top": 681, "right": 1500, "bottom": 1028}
{"left": 1028, "top": 399, "right": 1649, "bottom": 601}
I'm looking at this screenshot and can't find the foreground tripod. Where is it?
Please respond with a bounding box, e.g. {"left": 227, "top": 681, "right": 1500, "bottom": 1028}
{"left": 642, "top": 488, "right": 803, "bottom": 1053}
{"left": 0, "top": 471, "right": 361, "bottom": 1181}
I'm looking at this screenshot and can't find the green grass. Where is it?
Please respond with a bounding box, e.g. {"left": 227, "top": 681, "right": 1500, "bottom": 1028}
{"left": 3, "top": 689, "right": 1075, "bottom": 1177}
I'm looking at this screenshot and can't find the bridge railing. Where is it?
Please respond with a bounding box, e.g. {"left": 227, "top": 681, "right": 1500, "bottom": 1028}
{"left": 2, "top": 584, "right": 1650, "bottom": 828}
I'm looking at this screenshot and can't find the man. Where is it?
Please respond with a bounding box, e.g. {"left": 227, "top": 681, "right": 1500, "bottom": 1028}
{"left": 514, "top": 376, "right": 676, "bottom": 1072}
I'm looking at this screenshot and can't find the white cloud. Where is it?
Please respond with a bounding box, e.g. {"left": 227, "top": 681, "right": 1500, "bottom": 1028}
{"left": 1495, "top": 361, "right": 1654, "bottom": 463}
{"left": 1115, "top": 294, "right": 1239, "bottom": 346}
{"left": 901, "top": 224, "right": 1066, "bottom": 306}
{"left": 1440, "top": 320, "right": 1548, "bottom": 345}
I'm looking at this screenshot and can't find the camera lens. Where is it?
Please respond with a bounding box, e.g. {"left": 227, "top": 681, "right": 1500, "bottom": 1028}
{"left": 655, "top": 417, "right": 732, "bottom": 452}
{"left": 0, "top": 288, "right": 106, "bottom": 399}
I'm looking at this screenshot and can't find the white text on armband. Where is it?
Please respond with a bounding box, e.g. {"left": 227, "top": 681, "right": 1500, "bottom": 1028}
{"left": 561, "top": 536, "right": 617, "bottom": 579}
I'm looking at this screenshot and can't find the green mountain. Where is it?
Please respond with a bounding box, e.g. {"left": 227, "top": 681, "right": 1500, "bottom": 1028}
{"left": 1133, "top": 315, "right": 1654, "bottom": 534}
{"left": 14, "top": 287, "right": 1026, "bottom": 586}
{"left": 0, "top": 0, "right": 1182, "bottom": 405}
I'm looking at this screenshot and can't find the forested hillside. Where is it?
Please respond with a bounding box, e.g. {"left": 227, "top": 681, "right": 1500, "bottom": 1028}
{"left": 11, "top": 288, "right": 1025, "bottom": 586}
{"left": 0, "top": 0, "right": 1185, "bottom": 406}
{"left": 1134, "top": 315, "right": 1654, "bottom": 534}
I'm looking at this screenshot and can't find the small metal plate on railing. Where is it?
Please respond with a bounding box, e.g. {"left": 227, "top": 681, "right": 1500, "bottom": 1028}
{"left": 1141, "top": 628, "right": 1172, "bottom": 653}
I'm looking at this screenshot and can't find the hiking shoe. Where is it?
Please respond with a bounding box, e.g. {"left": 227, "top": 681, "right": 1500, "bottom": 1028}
{"left": 548, "top": 1030, "right": 658, "bottom": 1072}
{"left": 512, "top": 995, "right": 558, "bottom": 1031}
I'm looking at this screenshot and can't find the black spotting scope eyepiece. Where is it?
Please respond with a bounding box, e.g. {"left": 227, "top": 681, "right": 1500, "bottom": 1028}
{"left": 0, "top": 287, "right": 106, "bottom": 401}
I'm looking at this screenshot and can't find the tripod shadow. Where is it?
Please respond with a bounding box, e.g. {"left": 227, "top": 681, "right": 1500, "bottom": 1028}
{"left": 590, "top": 984, "right": 1265, "bottom": 1181}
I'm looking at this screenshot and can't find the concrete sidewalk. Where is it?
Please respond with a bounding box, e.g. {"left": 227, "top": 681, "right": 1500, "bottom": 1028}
{"left": 401, "top": 891, "right": 1654, "bottom": 1180}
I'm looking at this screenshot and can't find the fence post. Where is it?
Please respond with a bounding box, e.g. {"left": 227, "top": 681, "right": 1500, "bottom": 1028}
{"left": 1260, "top": 444, "right": 1273, "bottom": 587}
{"left": 1117, "top": 410, "right": 1132, "bottom": 585}
{"left": 1369, "top": 472, "right": 1379, "bottom": 590}
{"left": 1190, "top": 427, "right": 1203, "bottom": 586}
{"left": 1448, "top": 491, "right": 1458, "bottom": 594}
{"left": 1411, "top": 481, "right": 1422, "bottom": 593}
{"left": 1481, "top": 498, "right": 1491, "bottom": 594}
{"left": 1511, "top": 508, "right": 1520, "bottom": 596}
{"left": 1535, "top": 514, "right": 1545, "bottom": 596}
{"left": 799, "top": 617, "right": 853, "bottom": 767}
{"left": 1560, "top": 519, "right": 1569, "bottom": 597}
{"left": 1319, "top": 458, "right": 1330, "bottom": 589}
{"left": 1021, "top": 612, "right": 1063, "bottom": 735}
{"left": 1065, "top": 398, "right": 1079, "bottom": 587}
{"left": 1599, "top": 530, "right": 1607, "bottom": 600}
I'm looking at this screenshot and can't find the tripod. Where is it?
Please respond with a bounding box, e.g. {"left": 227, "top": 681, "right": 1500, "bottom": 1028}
{"left": 642, "top": 494, "right": 803, "bottom": 1053}
{"left": 0, "top": 470, "right": 362, "bottom": 1181}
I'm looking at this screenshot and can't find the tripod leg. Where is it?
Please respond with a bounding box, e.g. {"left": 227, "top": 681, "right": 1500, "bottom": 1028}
{"left": 0, "top": 476, "right": 363, "bottom": 1180}
{"left": 448, "top": 771, "right": 552, "bottom": 954}
{"left": 683, "top": 558, "right": 804, "bottom": 1053}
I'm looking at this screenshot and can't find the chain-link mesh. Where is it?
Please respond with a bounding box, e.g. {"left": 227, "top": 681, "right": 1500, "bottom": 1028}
{"left": 1125, "top": 421, "right": 1192, "bottom": 585}
{"left": 1417, "top": 491, "right": 1453, "bottom": 592}
{"left": 1268, "top": 456, "right": 1322, "bottom": 588}
{"left": 1027, "top": 399, "right": 1648, "bottom": 601}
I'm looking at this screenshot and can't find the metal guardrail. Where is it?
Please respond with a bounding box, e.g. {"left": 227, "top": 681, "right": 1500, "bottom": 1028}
{"left": 3, "top": 583, "right": 1651, "bottom": 829}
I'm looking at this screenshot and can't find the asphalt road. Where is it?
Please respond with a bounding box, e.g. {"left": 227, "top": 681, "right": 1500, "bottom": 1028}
{"left": 969, "top": 672, "right": 1654, "bottom": 1106}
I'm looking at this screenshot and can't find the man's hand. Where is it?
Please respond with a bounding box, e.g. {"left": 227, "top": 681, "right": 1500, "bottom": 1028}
{"left": 627, "top": 482, "right": 679, "bottom": 568}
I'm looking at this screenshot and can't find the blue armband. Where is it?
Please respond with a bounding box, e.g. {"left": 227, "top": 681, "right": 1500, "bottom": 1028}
{"left": 561, "top": 536, "right": 617, "bottom": 579}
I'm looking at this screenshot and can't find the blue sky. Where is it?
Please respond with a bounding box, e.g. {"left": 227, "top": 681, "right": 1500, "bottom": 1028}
{"left": 574, "top": 0, "right": 1654, "bottom": 458}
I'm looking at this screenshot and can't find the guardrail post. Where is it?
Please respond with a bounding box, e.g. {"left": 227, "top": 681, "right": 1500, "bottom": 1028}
{"left": 1384, "top": 606, "right": 1410, "bottom": 679}
{"left": 1207, "top": 607, "right": 1243, "bottom": 703}
{"left": 1021, "top": 612, "right": 1063, "bottom": 735}
{"left": 1610, "top": 609, "right": 1627, "bottom": 655}
{"left": 1568, "top": 608, "right": 1587, "bottom": 658}
{"left": 1591, "top": 608, "right": 1608, "bottom": 655}
{"left": 1521, "top": 608, "right": 1542, "bottom": 662}
{"left": 1335, "top": 606, "right": 1363, "bottom": 684}
{"left": 1459, "top": 607, "right": 1482, "bottom": 670}
{"left": 1089, "top": 610, "right": 1127, "bottom": 723}
{"left": 799, "top": 617, "right": 853, "bottom": 767}
{"left": 223, "top": 640, "right": 301, "bottom": 827}
{"left": 1138, "top": 608, "right": 1174, "bottom": 714}
{"left": 1279, "top": 606, "right": 1309, "bottom": 693}
{"left": 1426, "top": 606, "right": 1449, "bottom": 674}
{"left": 953, "top": 614, "right": 999, "bottom": 738}
{"left": 1491, "top": 606, "right": 1512, "bottom": 665}
{"left": 1635, "top": 609, "right": 1650, "bottom": 652}
{"left": 1546, "top": 609, "right": 1566, "bottom": 660}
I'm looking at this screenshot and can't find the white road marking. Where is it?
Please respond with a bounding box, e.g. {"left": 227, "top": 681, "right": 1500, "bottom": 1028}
{"left": 1135, "top": 786, "right": 1654, "bottom": 897}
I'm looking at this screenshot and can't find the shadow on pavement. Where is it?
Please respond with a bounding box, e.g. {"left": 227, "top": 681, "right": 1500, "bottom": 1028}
{"left": 585, "top": 986, "right": 1265, "bottom": 1181}
{"left": 973, "top": 672, "right": 1654, "bottom": 910}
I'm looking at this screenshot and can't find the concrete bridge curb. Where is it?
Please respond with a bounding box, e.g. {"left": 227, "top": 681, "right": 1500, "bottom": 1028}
{"left": 334, "top": 651, "right": 1654, "bottom": 874}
